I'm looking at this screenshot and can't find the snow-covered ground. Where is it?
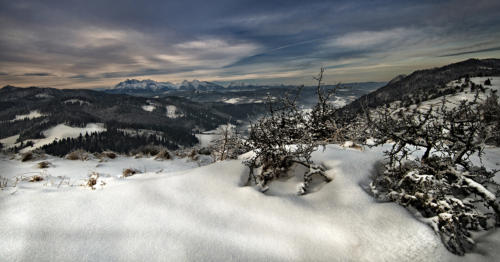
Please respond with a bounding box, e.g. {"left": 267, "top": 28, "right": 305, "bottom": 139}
{"left": 9, "top": 110, "right": 46, "bottom": 122}
{"left": 63, "top": 99, "right": 91, "bottom": 106}
{"left": 141, "top": 104, "right": 156, "bottom": 112}
{"left": 1, "top": 145, "right": 499, "bottom": 261}
{"left": 166, "top": 105, "right": 183, "bottom": 118}
{"left": 19, "top": 123, "right": 106, "bottom": 153}
{"left": 195, "top": 133, "right": 218, "bottom": 147}
{"left": 223, "top": 97, "right": 265, "bottom": 104}
{"left": 1, "top": 123, "right": 107, "bottom": 152}
{"left": 415, "top": 77, "right": 499, "bottom": 111}
{"left": 194, "top": 124, "right": 235, "bottom": 148}
{"left": 0, "top": 134, "right": 20, "bottom": 149}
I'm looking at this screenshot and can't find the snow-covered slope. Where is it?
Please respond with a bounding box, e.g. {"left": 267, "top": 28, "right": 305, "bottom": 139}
{"left": 9, "top": 110, "right": 46, "bottom": 122}
{"left": 1, "top": 145, "right": 499, "bottom": 261}
{"left": 14, "top": 123, "right": 107, "bottom": 153}
{"left": 387, "top": 77, "right": 500, "bottom": 113}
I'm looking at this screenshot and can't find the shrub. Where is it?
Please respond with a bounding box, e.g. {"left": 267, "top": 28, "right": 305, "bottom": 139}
{"left": 198, "top": 147, "right": 211, "bottom": 155}
{"left": 367, "top": 93, "right": 500, "bottom": 255}
{"left": 122, "top": 168, "right": 139, "bottom": 177}
{"left": 0, "top": 176, "right": 8, "bottom": 189}
{"left": 87, "top": 172, "right": 99, "bottom": 189}
{"left": 188, "top": 149, "right": 199, "bottom": 161}
{"left": 101, "top": 151, "right": 117, "bottom": 159}
{"left": 21, "top": 152, "right": 33, "bottom": 162}
{"left": 37, "top": 161, "right": 50, "bottom": 168}
{"left": 66, "top": 149, "right": 90, "bottom": 161}
{"left": 155, "top": 149, "right": 172, "bottom": 160}
{"left": 244, "top": 69, "right": 332, "bottom": 194}
{"left": 210, "top": 124, "right": 247, "bottom": 161}
{"left": 29, "top": 175, "right": 44, "bottom": 182}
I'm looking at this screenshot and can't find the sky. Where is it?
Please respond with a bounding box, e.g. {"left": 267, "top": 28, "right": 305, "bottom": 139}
{"left": 0, "top": 0, "right": 500, "bottom": 89}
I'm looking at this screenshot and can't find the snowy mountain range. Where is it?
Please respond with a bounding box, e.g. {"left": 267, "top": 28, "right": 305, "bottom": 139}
{"left": 114, "top": 79, "right": 178, "bottom": 91}
{"left": 111, "top": 79, "right": 226, "bottom": 94}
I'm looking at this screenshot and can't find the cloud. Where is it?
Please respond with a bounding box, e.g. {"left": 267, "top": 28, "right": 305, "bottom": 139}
{"left": 329, "top": 28, "right": 419, "bottom": 49}
{"left": 439, "top": 46, "right": 500, "bottom": 57}
{"left": 22, "top": 73, "right": 55, "bottom": 76}
{"left": 0, "top": 0, "right": 500, "bottom": 88}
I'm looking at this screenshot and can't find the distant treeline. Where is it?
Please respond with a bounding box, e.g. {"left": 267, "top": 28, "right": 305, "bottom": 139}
{"left": 41, "top": 128, "right": 179, "bottom": 156}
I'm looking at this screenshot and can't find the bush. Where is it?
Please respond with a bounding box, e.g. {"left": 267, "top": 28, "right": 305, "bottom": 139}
{"left": 101, "top": 151, "right": 117, "bottom": 159}
{"left": 37, "top": 161, "right": 50, "bottom": 168}
{"left": 87, "top": 172, "right": 99, "bottom": 189}
{"left": 210, "top": 124, "right": 247, "bottom": 161}
{"left": 21, "top": 152, "right": 33, "bottom": 162}
{"left": 155, "top": 149, "right": 172, "bottom": 160}
{"left": 29, "top": 175, "right": 44, "bottom": 182}
{"left": 122, "top": 168, "right": 139, "bottom": 177}
{"left": 244, "top": 69, "right": 332, "bottom": 194}
{"left": 66, "top": 149, "right": 90, "bottom": 161}
{"left": 0, "top": 176, "right": 7, "bottom": 189}
{"left": 367, "top": 93, "right": 500, "bottom": 255}
{"left": 188, "top": 149, "right": 199, "bottom": 161}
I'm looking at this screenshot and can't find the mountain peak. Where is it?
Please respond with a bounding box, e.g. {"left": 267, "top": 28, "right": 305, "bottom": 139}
{"left": 114, "top": 79, "right": 176, "bottom": 91}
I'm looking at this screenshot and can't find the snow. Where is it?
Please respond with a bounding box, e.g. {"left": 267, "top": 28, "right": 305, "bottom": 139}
{"left": 166, "top": 105, "right": 183, "bottom": 118}
{"left": 1, "top": 145, "right": 499, "bottom": 261}
{"left": 392, "top": 77, "right": 500, "bottom": 114}
{"left": 19, "top": 123, "right": 106, "bottom": 153}
{"left": 463, "top": 177, "right": 497, "bottom": 201}
{"left": 142, "top": 105, "right": 156, "bottom": 112}
{"left": 0, "top": 154, "right": 202, "bottom": 182}
{"left": 63, "top": 99, "right": 90, "bottom": 106}
{"left": 10, "top": 110, "right": 46, "bottom": 122}
{"left": 194, "top": 124, "right": 234, "bottom": 147}
{"left": 195, "top": 133, "right": 218, "bottom": 147}
{"left": 0, "top": 134, "right": 20, "bottom": 149}
{"left": 223, "top": 97, "right": 265, "bottom": 104}
{"left": 470, "top": 77, "right": 500, "bottom": 93}
{"left": 224, "top": 98, "right": 241, "bottom": 104}
{"left": 34, "top": 93, "right": 51, "bottom": 98}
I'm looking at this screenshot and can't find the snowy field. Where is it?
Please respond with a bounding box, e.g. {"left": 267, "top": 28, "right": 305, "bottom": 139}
{"left": 9, "top": 110, "right": 46, "bottom": 122}
{"left": 1, "top": 145, "right": 499, "bottom": 261}
{"left": 0, "top": 123, "right": 107, "bottom": 153}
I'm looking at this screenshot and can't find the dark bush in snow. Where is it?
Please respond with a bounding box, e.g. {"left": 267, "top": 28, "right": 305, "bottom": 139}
{"left": 244, "top": 69, "right": 333, "bottom": 194}
{"left": 66, "top": 149, "right": 90, "bottom": 161}
{"left": 155, "top": 149, "right": 172, "bottom": 160}
{"left": 367, "top": 93, "right": 500, "bottom": 255}
{"left": 122, "top": 168, "right": 140, "bottom": 177}
{"left": 37, "top": 161, "right": 50, "bottom": 168}
{"left": 21, "top": 152, "right": 33, "bottom": 162}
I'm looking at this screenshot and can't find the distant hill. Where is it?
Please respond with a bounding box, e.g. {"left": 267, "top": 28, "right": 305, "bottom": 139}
{"left": 0, "top": 86, "right": 241, "bottom": 152}
{"left": 341, "top": 58, "right": 500, "bottom": 117}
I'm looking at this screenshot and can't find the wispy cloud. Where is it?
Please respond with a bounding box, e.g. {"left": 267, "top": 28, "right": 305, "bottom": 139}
{"left": 328, "top": 28, "right": 420, "bottom": 49}
{"left": 439, "top": 46, "right": 500, "bottom": 57}
{"left": 22, "top": 72, "right": 55, "bottom": 76}
{"left": 0, "top": 0, "right": 499, "bottom": 88}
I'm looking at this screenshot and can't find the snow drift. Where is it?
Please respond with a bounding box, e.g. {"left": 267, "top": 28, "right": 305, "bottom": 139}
{"left": 0, "top": 145, "right": 499, "bottom": 261}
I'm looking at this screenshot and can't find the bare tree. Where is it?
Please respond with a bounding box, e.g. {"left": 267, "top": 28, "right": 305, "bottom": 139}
{"left": 210, "top": 124, "right": 247, "bottom": 161}
{"left": 244, "top": 69, "right": 334, "bottom": 194}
